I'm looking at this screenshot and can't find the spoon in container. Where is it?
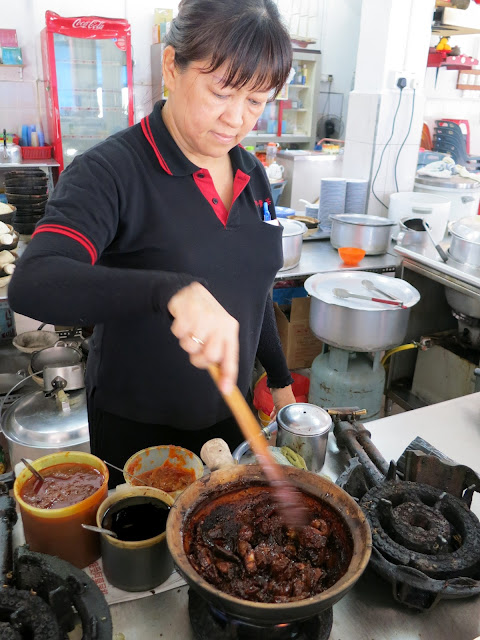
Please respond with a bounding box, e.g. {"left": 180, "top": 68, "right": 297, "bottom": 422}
{"left": 422, "top": 220, "right": 449, "bottom": 263}
{"left": 103, "top": 460, "right": 157, "bottom": 489}
{"left": 333, "top": 287, "right": 407, "bottom": 308}
{"left": 21, "top": 458, "right": 45, "bottom": 484}
{"left": 362, "top": 279, "right": 399, "bottom": 301}
{"left": 81, "top": 523, "right": 118, "bottom": 538}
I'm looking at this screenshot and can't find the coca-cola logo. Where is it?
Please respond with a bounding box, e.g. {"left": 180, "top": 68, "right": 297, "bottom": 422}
{"left": 72, "top": 18, "right": 105, "bottom": 30}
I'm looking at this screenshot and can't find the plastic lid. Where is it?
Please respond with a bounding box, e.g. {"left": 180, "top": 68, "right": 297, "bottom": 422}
{"left": 277, "top": 403, "right": 332, "bottom": 436}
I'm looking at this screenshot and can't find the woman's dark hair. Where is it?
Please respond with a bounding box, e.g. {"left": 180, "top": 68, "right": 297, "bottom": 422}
{"left": 165, "top": 0, "right": 293, "bottom": 96}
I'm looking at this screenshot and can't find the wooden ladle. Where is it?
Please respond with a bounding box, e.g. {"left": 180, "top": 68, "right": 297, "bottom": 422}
{"left": 208, "top": 364, "right": 307, "bottom": 528}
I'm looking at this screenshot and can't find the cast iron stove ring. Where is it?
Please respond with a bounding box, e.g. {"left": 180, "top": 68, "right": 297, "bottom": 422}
{"left": 360, "top": 480, "right": 480, "bottom": 579}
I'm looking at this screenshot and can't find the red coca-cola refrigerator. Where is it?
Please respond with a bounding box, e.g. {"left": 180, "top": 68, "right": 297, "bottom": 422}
{"left": 41, "top": 11, "right": 134, "bottom": 172}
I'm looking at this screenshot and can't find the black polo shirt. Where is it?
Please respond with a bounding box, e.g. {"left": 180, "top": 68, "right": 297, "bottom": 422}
{"left": 9, "top": 101, "right": 292, "bottom": 427}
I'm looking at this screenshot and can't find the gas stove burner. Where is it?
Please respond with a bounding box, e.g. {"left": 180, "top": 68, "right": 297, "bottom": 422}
{"left": 188, "top": 589, "right": 333, "bottom": 640}
{"left": 451, "top": 309, "right": 480, "bottom": 350}
{"left": 360, "top": 481, "right": 480, "bottom": 579}
{"left": 334, "top": 417, "right": 480, "bottom": 610}
{"left": 451, "top": 309, "right": 480, "bottom": 327}
{"left": 0, "top": 484, "right": 112, "bottom": 639}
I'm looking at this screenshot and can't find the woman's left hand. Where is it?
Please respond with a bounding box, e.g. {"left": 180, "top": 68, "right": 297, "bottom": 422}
{"left": 269, "top": 385, "right": 296, "bottom": 421}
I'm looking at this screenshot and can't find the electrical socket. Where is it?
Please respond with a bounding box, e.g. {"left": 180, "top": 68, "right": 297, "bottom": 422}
{"left": 320, "top": 74, "right": 333, "bottom": 83}
{"left": 392, "top": 71, "right": 417, "bottom": 90}
{"left": 327, "top": 74, "right": 333, "bottom": 83}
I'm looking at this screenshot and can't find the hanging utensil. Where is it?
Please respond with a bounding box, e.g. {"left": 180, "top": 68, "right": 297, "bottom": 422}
{"left": 333, "top": 287, "right": 407, "bottom": 308}
{"left": 20, "top": 457, "right": 45, "bottom": 484}
{"left": 207, "top": 363, "right": 307, "bottom": 528}
{"left": 362, "top": 279, "right": 399, "bottom": 301}
{"left": 422, "top": 220, "right": 449, "bottom": 263}
{"left": 81, "top": 523, "right": 118, "bottom": 538}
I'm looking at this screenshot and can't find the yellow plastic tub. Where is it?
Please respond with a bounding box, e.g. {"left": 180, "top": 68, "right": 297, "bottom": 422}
{"left": 14, "top": 451, "right": 109, "bottom": 568}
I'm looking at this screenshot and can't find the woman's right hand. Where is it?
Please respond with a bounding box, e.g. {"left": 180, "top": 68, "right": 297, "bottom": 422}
{"left": 167, "top": 282, "right": 239, "bottom": 394}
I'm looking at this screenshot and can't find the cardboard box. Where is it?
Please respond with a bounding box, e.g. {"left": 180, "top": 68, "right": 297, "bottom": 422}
{"left": 274, "top": 297, "right": 323, "bottom": 370}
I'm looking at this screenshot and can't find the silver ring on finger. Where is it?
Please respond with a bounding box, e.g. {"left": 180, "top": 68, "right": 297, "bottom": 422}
{"left": 191, "top": 335, "right": 205, "bottom": 346}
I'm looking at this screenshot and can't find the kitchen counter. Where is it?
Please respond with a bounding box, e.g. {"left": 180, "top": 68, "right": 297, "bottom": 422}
{"left": 109, "top": 392, "right": 480, "bottom": 640}
{"left": 275, "top": 239, "right": 401, "bottom": 280}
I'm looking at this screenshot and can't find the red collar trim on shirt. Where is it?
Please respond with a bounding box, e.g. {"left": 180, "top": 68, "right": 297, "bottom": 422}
{"left": 141, "top": 115, "right": 173, "bottom": 175}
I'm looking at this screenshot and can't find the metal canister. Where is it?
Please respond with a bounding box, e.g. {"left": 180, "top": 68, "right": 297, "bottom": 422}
{"left": 276, "top": 403, "right": 332, "bottom": 473}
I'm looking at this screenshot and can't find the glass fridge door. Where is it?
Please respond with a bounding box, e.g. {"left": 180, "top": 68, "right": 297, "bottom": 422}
{"left": 53, "top": 33, "right": 129, "bottom": 168}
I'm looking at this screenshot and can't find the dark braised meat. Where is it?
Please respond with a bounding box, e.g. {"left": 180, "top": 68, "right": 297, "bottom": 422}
{"left": 186, "top": 488, "right": 353, "bottom": 603}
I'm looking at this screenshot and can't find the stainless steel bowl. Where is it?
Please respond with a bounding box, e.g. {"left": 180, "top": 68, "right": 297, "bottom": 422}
{"left": 330, "top": 214, "right": 395, "bottom": 255}
{"left": 279, "top": 218, "right": 307, "bottom": 271}
{"left": 445, "top": 252, "right": 480, "bottom": 319}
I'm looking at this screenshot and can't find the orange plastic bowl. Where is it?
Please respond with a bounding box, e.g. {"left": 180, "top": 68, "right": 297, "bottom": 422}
{"left": 338, "top": 247, "right": 366, "bottom": 266}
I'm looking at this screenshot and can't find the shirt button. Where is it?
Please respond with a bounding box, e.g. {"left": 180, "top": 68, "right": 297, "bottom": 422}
{"left": 198, "top": 173, "right": 205, "bottom": 178}
{"left": 212, "top": 198, "right": 218, "bottom": 204}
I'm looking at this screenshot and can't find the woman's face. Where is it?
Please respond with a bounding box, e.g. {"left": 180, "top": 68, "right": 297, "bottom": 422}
{"left": 163, "top": 55, "right": 271, "bottom": 162}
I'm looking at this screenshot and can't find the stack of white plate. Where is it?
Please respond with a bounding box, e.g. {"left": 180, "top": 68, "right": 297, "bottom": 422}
{"left": 345, "top": 179, "right": 369, "bottom": 215}
{"left": 318, "top": 178, "right": 347, "bottom": 231}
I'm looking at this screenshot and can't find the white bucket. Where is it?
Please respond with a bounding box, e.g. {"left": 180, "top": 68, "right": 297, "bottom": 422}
{"left": 388, "top": 192, "right": 451, "bottom": 244}
{"left": 414, "top": 179, "right": 480, "bottom": 225}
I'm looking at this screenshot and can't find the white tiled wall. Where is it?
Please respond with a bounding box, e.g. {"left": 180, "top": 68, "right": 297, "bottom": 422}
{"left": 343, "top": 0, "right": 434, "bottom": 216}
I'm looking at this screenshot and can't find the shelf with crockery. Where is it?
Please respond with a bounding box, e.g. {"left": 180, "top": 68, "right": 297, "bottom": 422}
{"left": 244, "top": 49, "right": 321, "bottom": 150}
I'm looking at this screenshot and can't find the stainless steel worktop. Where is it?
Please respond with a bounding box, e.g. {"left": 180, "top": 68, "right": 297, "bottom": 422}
{"left": 109, "top": 393, "right": 480, "bottom": 640}
{"left": 275, "top": 239, "right": 401, "bottom": 280}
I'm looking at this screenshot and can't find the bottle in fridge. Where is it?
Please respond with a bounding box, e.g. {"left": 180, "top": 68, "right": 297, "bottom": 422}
{"left": 41, "top": 11, "right": 134, "bottom": 172}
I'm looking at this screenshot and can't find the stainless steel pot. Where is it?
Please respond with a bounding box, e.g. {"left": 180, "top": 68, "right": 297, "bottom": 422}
{"left": 97, "top": 487, "right": 174, "bottom": 592}
{"left": 304, "top": 271, "right": 420, "bottom": 351}
{"left": 449, "top": 217, "right": 480, "bottom": 268}
{"left": 275, "top": 403, "right": 332, "bottom": 472}
{"left": 30, "top": 344, "right": 83, "bottom": 373}
{"left": 279, "top": 218, "right": 307, "bottom": 271}
{"left": 396, "top": 217, "right": 430, "bottom": 251}
{"left": 42, "top": 363, "right": 85, "bottom": 392}
{"left": 445, "top": 252, "right": 480, "bottom": 318}
{"left": 330, "top": 214, "right": 395, "bottom": 255}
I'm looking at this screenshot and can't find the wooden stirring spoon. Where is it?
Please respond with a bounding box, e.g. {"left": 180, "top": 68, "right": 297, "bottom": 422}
{"left": 208, "top": 364, "right": 307, "bottom": 528}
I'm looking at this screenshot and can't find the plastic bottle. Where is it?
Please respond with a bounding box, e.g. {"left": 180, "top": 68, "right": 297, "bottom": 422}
{"left": 302, "top": 64, "right": 308, "bottom": 85}
{"left": 266, "top": 142, "right": 277, "bottom": 166}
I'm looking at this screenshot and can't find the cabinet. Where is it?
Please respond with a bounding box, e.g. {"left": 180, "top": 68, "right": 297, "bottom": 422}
{"left": 244, "top": 48, "right": 321, "bottom": 149}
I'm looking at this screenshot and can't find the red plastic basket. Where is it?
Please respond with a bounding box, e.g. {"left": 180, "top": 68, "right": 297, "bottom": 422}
{"left": 21, "top": 146, "right": 53, "bottom": 160}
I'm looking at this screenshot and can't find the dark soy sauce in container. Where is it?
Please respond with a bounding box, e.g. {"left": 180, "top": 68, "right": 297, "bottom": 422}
{"left": 102, "top": 496, "right": 170, "bottom": 542}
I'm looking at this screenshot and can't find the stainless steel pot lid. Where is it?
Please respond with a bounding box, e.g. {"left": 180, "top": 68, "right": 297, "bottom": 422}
{"left": 30, "top": 345, "right": 82, "bottom": 374}
{"left": 415, "top": 175, "right": 480, "bottom": 189}
{"left": 279, "top": 218, "right": 306, "bottom": 237}
{"left": 1, "top": 389, "right": 89, "bottom": 447}
{"left": 449, "top": 216, "right": 480, "bottom": 244}
{"left": 304, "top": 271, "right": 420, "bottom": 310}
{"left": 330, "top": 214, "right": 395, "bottom": 227}
{"left": 277, "top": 403, "right": 331, "bottom": 436}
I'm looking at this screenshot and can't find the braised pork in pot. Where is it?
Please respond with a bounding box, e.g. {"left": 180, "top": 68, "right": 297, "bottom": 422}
{"left": 184, "top": 485, "right": 353, "bottom": 603}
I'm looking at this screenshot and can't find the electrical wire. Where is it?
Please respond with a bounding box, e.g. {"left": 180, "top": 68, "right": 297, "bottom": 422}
{"left": 371, "top": 88, "right": 404, "bottom": 210}
{"left": 394, "top": 88, "right": 416, "bottom": 192}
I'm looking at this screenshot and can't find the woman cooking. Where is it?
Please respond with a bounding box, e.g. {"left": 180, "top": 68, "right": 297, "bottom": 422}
{"left": 8, "top": 0, "right": 296, "bottom": 486}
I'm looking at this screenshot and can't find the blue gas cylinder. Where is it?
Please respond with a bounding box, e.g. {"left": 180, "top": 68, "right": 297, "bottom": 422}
{"left": 308, "top": 346, "right": 385, "bottom": 420}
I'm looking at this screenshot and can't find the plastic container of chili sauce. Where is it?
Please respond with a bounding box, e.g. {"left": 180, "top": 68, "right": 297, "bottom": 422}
{"left": 13, "top": 451, "right": 109, "bottom": 568}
